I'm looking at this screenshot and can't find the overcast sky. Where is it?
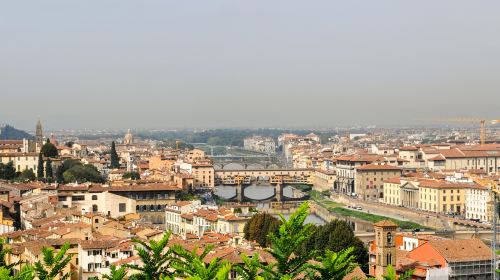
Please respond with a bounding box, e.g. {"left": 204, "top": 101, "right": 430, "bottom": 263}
{"left": 1, "top": 1, "right": 500, "bottom": 130}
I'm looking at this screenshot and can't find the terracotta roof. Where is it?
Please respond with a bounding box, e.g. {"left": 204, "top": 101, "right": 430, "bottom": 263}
{"left": 373, "top": 220, "right": 398, "bottom": 227}
{"left": 109, "top": 184, "right": 180, "bottom": 192}
{"left": 399, "top": 146, "right": 418, "bottom": 151}
{"left": 80, "top": 239, "right": 119, "bottom": 250}
{"left": 428, "top": 239, "right": 491, "bottom": 262}
{"left": 343, "top": 266, "right": 367, "bottom": 280}
{"left": 439, "top": 148, "right": 465, "bottom": 158}
{"left": 356, "top": 164, "right": 402, "bottom": 171}
{"left": 383, "top": 178, "right": 401, "bottom": 184}
{"left": 428, "top": 155, "right": 446, "bottom": 161}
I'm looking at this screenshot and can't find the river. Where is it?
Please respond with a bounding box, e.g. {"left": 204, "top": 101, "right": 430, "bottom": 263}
{"left": 215, "top": 185, "right": 374, "bottom": 229}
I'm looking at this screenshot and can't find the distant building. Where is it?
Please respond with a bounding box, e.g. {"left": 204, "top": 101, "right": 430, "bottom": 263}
{"left": 124, "top": 129, "right": 133, "bottom": 145}
{"left": 243, "top": 136, "right": 276, "bottom": 154}
{"left": 35, "top": 119, "right": 43, "bottom": 152}
{"left": 355, "top": 164, "right": 402, "bottom": 201}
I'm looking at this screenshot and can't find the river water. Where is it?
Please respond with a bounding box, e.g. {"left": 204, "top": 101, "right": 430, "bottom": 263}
{"left": 214, "top": 184, "right": 295, "bottom": 199}
{"left": 215, "top": 185, "right": 330, "bottom": 226}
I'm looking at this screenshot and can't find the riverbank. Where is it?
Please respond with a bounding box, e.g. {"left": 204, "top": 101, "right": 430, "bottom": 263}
{"left": 310, "top": 191, "right": 426, "bottom": 230}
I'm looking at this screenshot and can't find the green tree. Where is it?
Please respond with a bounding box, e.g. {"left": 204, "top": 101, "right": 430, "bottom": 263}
{"left": 64, "top": 141, "right": 74, "bottom": 148}
{"left": 102, "top": 265, "right": 127, "bottom": 280}
{"left": 37, "top": 153, "right": 44, "bottom": 179}
{"left": 125, "top": 232, "right": 174, "bottom": 279}
{"left": 17, "top": 169, "right": 36, "bottom": 182}
{"left": 302, "top": 219, "right": 368, "bottom": 272}
{"left": 55, "top": 159, "right": 81, "bottom": 183}
{"left": 0, "top": 162, "right": 17, "bottom": 180}
{"left": 244, "top": 213, "right": 281, "bottom": 247}
{"left": 263, "top": 202, "right": 317, "bottom": 279}
{"left": 41, "top": 139, "right": 58, "bottom": 158}
{"left": 123, "top": 171, "right": 140, "bottom": 180}
{"left": 45, "top": 159, "right": 53, "bottom": 181}
{"left": 233, "top": 253, "right": 264, "bottom": 280}
{"left": 306, "top": 247, "right": 356, "bottom": 280}
{"left": 62, "top": 165, "right": 104, "bottom": 183}
{"left": 171, "top": 244, "right": 231, "bottom": 280}
{"left": 110, "top": 141, "right": 120, "bottom": 169}
{"left": 33, "top": 242, "right": 72, "bottom": 280}
{"left": 381, "top": 264, "right": 414, "bottom": 280}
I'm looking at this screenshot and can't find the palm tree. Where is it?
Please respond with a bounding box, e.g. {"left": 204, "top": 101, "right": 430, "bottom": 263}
{"left": 0, "top": 266, "right": 34, "bottom": 280}
{"left": 170, "top": 244, "right": 231, "bottom": 280}
{"left": 0, "top": 238, "right": 23, "bottom": 271}
{"left": 126, "top": 232, "right": 174, "bottom": 280}
{"left": 33, "top": 242, "right": 72, "bottom": 280}
{"left": 263, "top": 202, "right": 317, "bottom": 279}
{"left": 233, "top": 253, "right": 265, "bottom": 280}
{"left": 102, "top": 265, "right": 127, "bottom": 280}
{"left": 306, "top": 247, "right": 356, "bottom": 280}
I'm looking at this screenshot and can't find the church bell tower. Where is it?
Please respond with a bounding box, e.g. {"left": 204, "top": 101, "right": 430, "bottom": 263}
{"left": 35, "top": 119, "right": 43, "bottom": 152}
{"left": 374, "top": 220, "right": 397, "bottom": 278}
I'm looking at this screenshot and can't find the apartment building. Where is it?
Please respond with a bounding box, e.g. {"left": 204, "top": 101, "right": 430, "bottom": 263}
{"left": 243, "top": 136, "right": 276, "bottom": 154}
{"left": 355, "top": 164, "right": 402, "bottom": 201}
{"left": 334, "top": 154, "right": 385, "bottom": 195}
{"left": 383, "top": 177, "right": 474, "bottom": 215}
{"left": 0, "top": 152, "right": 39, "bottom": 172}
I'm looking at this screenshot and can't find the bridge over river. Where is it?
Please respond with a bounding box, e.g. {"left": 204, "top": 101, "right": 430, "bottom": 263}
{"left": 215, "top": 184, "right": 309, "bottom": 203}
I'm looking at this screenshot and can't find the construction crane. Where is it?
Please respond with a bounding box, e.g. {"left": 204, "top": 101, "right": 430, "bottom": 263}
{"left": 418, "top": 118, "right": 500, "bottom": 145}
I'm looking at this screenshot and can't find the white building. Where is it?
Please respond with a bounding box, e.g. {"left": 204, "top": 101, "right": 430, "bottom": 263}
{"left": 78, "top": 239, "right": 135, "bottom": 280}
{"left": 465, "top": 184, "right": 491, "bottom": 222}
{"left": 243, "top": 136, "right": 276, "bottom": 154}
{"left": 165, "top": 200, "right": 202, "bottom": 234}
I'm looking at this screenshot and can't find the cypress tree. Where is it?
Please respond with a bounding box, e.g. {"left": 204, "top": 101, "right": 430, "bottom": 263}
{"left": 45, "top": 158, "right": 53, "bottom": 181}
{"left": 110, "top": 141, "right": 120, "bottom": 169}
{"left": 37, "top": 153, "right": 44, "bottom": 179}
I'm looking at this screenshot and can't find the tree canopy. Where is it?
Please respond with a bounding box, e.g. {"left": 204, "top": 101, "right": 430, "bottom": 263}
{"left": 244, "top": 212, "right": 281, "bottom": 247}
{"left": 17, "top": 169, "right": 36, "bottom": 182}
{"left": 62, "top": 164, "right": 104, "bottom": 183}
{"left": 110, "top": 141, "right": 120, "bottom": 169}
{"left": 0, "top": 162, "right": 16, "bottom": 180}
{"left": 41, "top": 139, "right": 58, "bottom": 158}
{"left": 37, "top": 153, "right": 44, "bottom": 179}
{"left": 123, "top": 171, "right": 140, "bottom": 180}
{"left": 301, "top": 219, "right": 369, "bottom": 272}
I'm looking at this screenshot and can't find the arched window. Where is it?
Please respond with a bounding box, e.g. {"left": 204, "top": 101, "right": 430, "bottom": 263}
{"left": 92, "top": 204, "right": 98, "bottom": 213}
{"left": 387, "top": 253, "right": 392, "bottom": 265}
{"left": 387, "top": 232, "right": 393, "bottom": 245}
{"left": 92, "top": 195, "right": 98, "bottom": 200}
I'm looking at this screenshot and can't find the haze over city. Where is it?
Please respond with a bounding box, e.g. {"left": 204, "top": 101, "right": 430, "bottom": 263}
{"left": 2, "top": 0, "right": 500, "bottom": 130}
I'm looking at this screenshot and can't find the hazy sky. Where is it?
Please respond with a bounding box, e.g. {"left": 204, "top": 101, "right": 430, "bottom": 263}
{"left": 1, "top": 1, "right": 500, "bottom": 130}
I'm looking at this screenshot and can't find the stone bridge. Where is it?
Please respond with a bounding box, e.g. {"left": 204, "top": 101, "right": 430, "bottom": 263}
{"left": 215, "top": 168, "right": 313, "bottom": 180}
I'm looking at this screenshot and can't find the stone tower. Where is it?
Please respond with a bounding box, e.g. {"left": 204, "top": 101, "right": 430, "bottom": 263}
{"left": 35, "top": 119, "right": 43, "bottom": 152}
{"left": 374, "top": 220, "right": 397, "bottom": 278}
{"left": 124, "top": 129, "right": 133, "bottom": 145}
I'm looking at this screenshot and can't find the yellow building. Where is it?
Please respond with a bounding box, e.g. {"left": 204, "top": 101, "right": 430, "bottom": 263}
{"left": 419, "top": 180, "right": 467, "bottom": 214}
{"left": 0, "top": 152, "right": 39, "bottom": 172}
{"left": 355, "top": 164, "right": 402, "bottom": 201}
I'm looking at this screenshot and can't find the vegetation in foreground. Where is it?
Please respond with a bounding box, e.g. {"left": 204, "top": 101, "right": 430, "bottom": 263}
{"left": 0, "top": 202, "right": 412, "bottom": 279}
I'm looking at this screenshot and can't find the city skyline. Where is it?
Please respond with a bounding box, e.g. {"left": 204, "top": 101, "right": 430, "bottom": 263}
{"left": 2, "top": 0, "right": 500, "bottom": 130}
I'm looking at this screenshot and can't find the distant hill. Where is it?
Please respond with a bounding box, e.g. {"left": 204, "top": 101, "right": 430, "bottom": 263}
{"left": 0, "top": 125, "right": 34, "bottom": 140}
